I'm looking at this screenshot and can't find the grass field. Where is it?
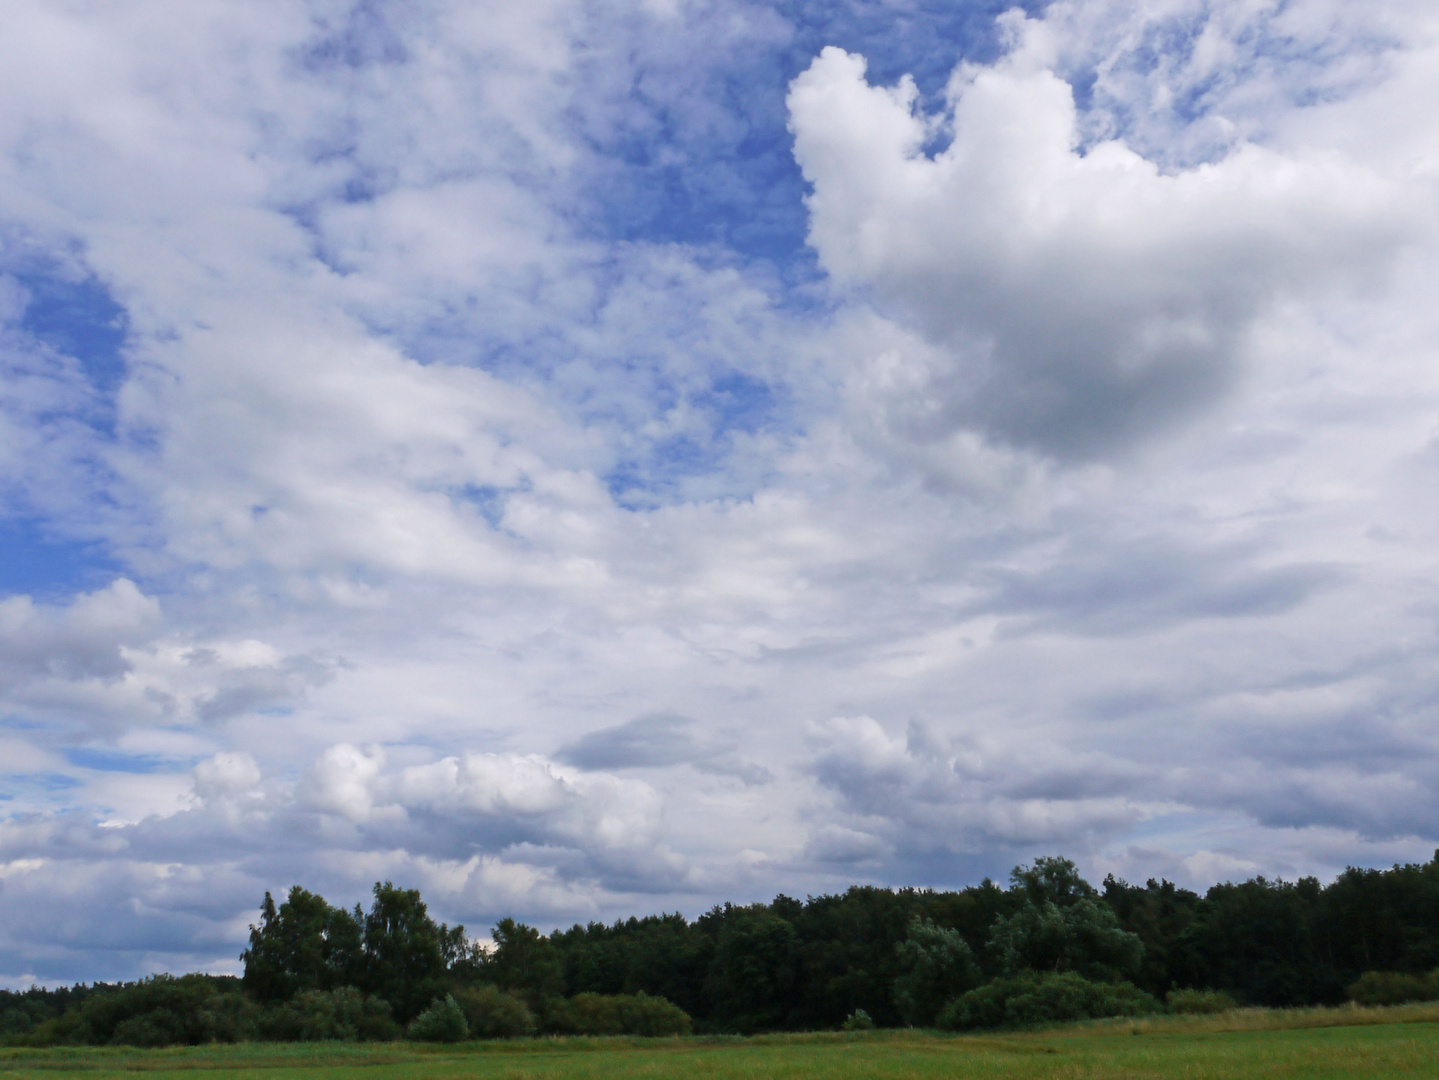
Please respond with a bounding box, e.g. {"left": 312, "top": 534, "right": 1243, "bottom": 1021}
{"left": 4, "top": 1004, "right": 1439, "bottom": 1080}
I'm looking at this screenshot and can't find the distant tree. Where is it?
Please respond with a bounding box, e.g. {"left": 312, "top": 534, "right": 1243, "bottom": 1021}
{"left": 700, "top": 903, "right": 801, "bottom": 1032}
{"left": 241, "top": 887, "right": 363, "bottom": 1003}
{"left": 787, "top": 886, "right": 924, "bottom": 1028}
{"left": 487, "top": 918, "right": 565, "bottom": 1000}
{"left": 1173, "top": 876, "right": 1341, "bottom": 1005}
{"left": 1318, "top": 853, "right": 1439, "bottom": 981}
{"left": 987, "top": 858, "right": 1144, "bottom": 983}
{"left": 1012, "top": 857, "right": 1098, "bottom": 908}
{"left": 1101, "top": 876, "right": 1201, "bottom": 997}
{"left": 552, "top": 912, "right": 710, "bottom": 1016}
{"left": 258, "top": 986, "right": 399, "bottom": 1041}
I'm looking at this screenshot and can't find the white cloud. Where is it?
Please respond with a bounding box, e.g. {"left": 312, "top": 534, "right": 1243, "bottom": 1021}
{"left": 0, "top": 579, "right": 159, "bottom": 687}
{"left": 788, "top": 30, "right": 1419, "bottom": 459}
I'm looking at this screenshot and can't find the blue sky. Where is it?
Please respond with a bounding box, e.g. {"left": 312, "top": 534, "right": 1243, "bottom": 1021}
{"left": 2, "top": 0, "right": 1439, "bottom": 986}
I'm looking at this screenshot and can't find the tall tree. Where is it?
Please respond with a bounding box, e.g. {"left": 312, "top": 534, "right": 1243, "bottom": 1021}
{"left": 359, "top": 881, "right": 464, "bottom": 1021}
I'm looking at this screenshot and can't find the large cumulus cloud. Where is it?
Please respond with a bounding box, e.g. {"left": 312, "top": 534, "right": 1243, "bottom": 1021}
{"left": 788, "top": 26, "right": 1415, "bottom": 459}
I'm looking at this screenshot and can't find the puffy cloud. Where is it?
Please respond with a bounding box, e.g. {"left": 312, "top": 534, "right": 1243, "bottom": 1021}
{"left": 0, "top": 579, "right": 159, "bottom": 686}
{"left": 788, "top": 33, "right": 1416, "bottom": 459}
{"left": 806, "top": 716, "right": 1150, "bottom": 862}
{"left": 0, "top": 740, "right": 684, "bottom": 980}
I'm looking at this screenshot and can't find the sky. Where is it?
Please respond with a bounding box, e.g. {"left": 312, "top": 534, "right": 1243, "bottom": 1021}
{"left": 1, "top": 0, "right": 1438, "bottom": 986}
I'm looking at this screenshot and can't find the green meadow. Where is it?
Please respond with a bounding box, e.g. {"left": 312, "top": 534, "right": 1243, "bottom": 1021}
{"left": 4, "top": 1004, "right": 1439, "bottom": 1080}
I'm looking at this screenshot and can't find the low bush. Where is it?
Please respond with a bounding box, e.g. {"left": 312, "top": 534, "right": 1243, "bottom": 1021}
{"left": 1347, "top": 971, "right": 1439, "bottom": 1007}
{"left": 260, "top": 987, "right": 399, "bottom": 1042}
{"left": 407, "top": 995, "right": 469, "bottom": 1043}
{"left": 938, "top": 972, "right": 1159, "bottom": 1031}
{"left": 1167, "top": 988, "right": 1238, "bottom": 1014}
{"left": 841, "top": 1008, "right": 874, "bottom": 1031}
{"left": 451, "top": 985, "right": 535, "bottom": 1039}
{"left": 544, "top": 992, "right": 691, "bottom": 1036}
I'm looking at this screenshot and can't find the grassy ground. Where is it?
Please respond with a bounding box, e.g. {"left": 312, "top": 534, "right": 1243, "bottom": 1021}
{"left": 4, "top": 1003, "right": 1439, "bottom": 1080}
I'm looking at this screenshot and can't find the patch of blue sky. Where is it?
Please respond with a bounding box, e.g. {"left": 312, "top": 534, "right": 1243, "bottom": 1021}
{"left": 0, "top": 516, "right": 123, "bottom": 600}
{"left": 579, "top": 0, "right": 1048, "bottom": 266}
{"left": 64, "top": 748, "right": 171, "bottom": 775}
{"left": 452, "top": 485, "right": 512, "bottom": 529}
{"left": 693, "top": 371, "right": 779, "bottom": 436}
{"left": 18, "top": 772, "right": 83, "bottom": 794}
{"left": 298, "top": 0, "right": 408, "bottom": 71}
{"left": 14, "top": 267, "right": 128, "bottom": 400}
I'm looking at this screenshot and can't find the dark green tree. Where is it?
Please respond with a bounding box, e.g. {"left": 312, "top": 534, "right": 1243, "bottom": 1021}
{"left": 700, "top": 903, "right": 801, "bottom": 1032}
{"left": 359, "top": 881, "right": 464, "bottom": 1021}
{"left": 487, "top": 918, "right": 565, "bottom": 1000}
{"left": 987, "top": 858, "right": 1144, "bottom": 982}
{"left": 893, "top": 916, "right": 981, "bottom": 1026}
{"left": 1101, "top": 876, "right": 1201, "bottom": 997}
{"left": 1173, "top": 876, "right": 1341, "bottom": 1005}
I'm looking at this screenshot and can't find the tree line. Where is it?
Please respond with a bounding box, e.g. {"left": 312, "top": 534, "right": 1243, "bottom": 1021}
{"left": 5, "top": 852, "right": 1439, "bottom": 1045}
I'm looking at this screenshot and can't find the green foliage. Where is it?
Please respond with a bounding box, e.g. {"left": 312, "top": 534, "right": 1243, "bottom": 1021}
{"left": 553, "top": 912, "right": 711, "bottom": 1019}
{"left": 1011, "top": 857, "right": 1097, "bottom": 908}
{"left": 1347, "top": 970, "right": 1439, "bottom": 1006}
{"left": 405, "top": 995, "right": 469, "bottom": 1043}
{"left": 938, "top": 972, "right": 1159, "bottom": 1030}
{"left": 841, "top": 1008, "right": 874, "bottom": 1031}
{"left": 1102, "top": 876, "right": 1201, "bottom": 997}
{"left": 47, "top": 975, "right": 257, "bottom": 1047}
{"left": 1320, "top": 856, "right": 1439, "bottom": 977}
{"left": 986, "top": 863, "right": 1144, "bottom": 983}
{"left": 488, "top": 918, "right": 565, "bottom": 1000}
{"left": 1173, "top": 876, "right": 1341, "bottom": 1006}
{"left": 544, "top": 992, "right": 692, "bottom": 1036}
{"left": 451, "top": 985, "right": 536, "bottom": 1039}
{"left": 259, "top": 987, "right": 398, "bottom": 1041}
{"left": 360, "top": 882, "right": 468, "bottom": 1023}
{"left": 1166, "top": 988, "right": 1238, "bottom": 1014}
{"left": 700, "top": 904, "right": 802, "bottom": 1032}
{"left": 893, "top": 917, "right": 980, "bottom": 1027}
{"left": 241, "top": 887, "right": 363, "bottom": 1004}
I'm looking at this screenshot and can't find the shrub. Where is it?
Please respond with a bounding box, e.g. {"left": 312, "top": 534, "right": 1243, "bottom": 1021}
{"left": 1347, "top": 971, "right": 1439, "bottom": 1007}
{"left": 544, "top": 992, "right": 691, "bottom": 1037}
{"left": 841, "top": 1008, "right": 874, "bottom": 1031}
{"left": 260, "top": 987, "right": 398, "bottom": 1042}
{"left": 1167, "top": 988, "right": 1238, "bottom": 1014}
{"left": 938, "top": 972, "right": 1159, "bottom": 1031}
{"left": 451, "top": 985, "right": 535, "bottom": 1039}
{"left": 407, "top": 995, "right": 469, "bottom": 1043}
